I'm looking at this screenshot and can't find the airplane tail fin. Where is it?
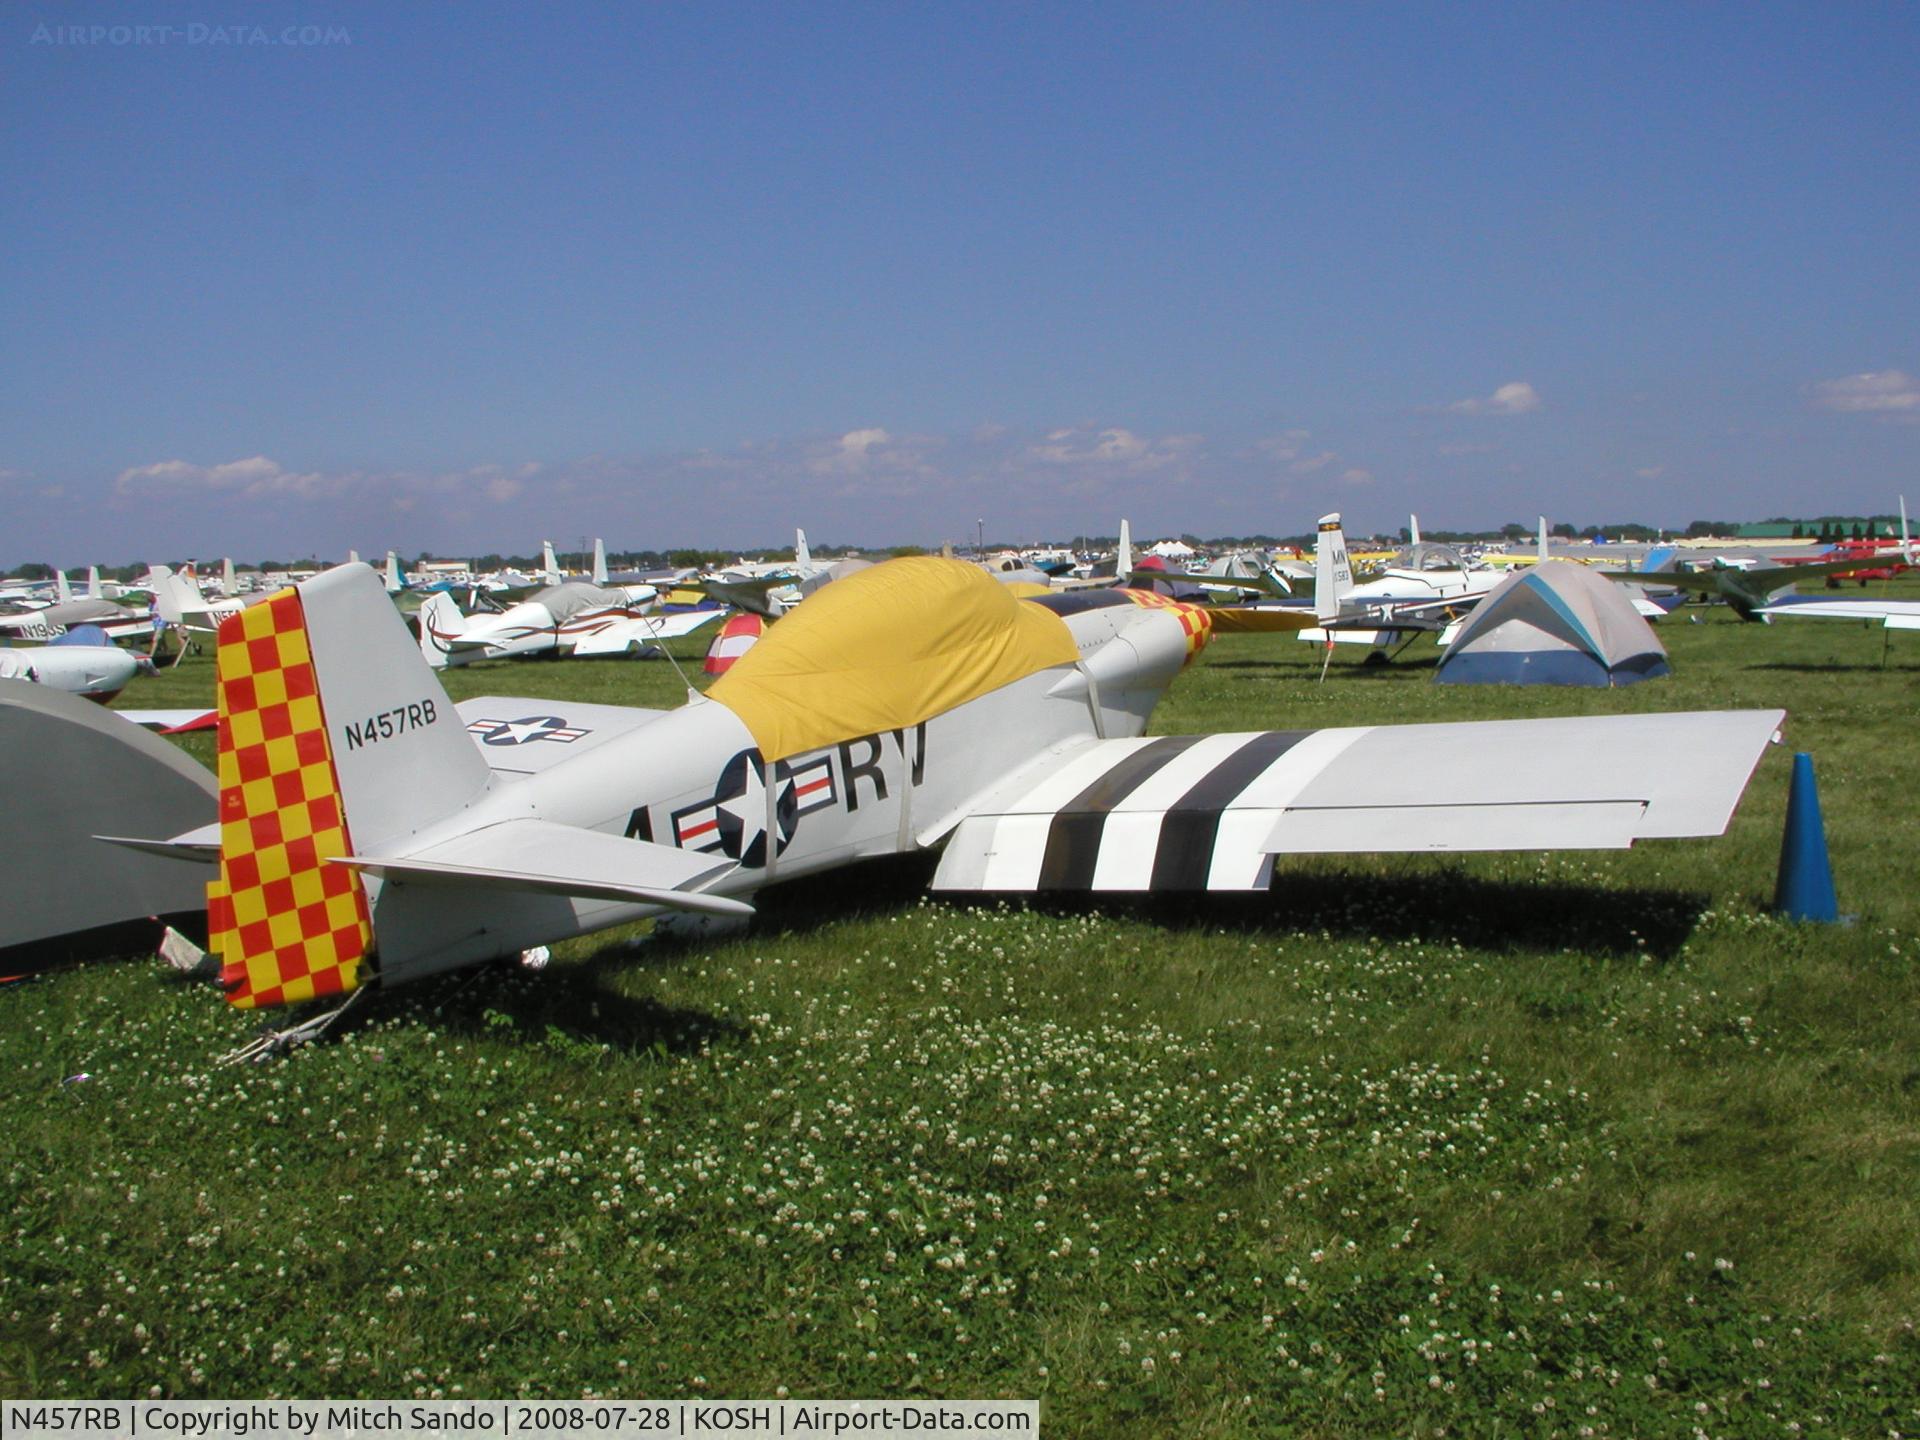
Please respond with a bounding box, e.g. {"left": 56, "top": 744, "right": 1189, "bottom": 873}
{"left": 87, "top": 565, "right": 103, "bottom": 600}
{"left": 383, "top": 551, "right": 406, "bottom": 593}
{"left": 1117, "top": 520, "right": 1134, "bottom": 578}
{"left": 592, "top": 538, "right": 608, "bottom": 585}
{"left": 207, "top": 563, "right": 487, "bottom": 1009}
{"left": 1409, "top": 514, "right": 1422, "bottom": 547}
{"left": 541, "top": 540, "right": 560, "bottom": 584}
{"left": 1314, "top": 512, "right": 1353, "bottom": 622}
{"left": 796, "top": 528, "right": 811, "bottom": 569}
{"left": 417, "top": 590, "right": 464, "bottom": 669}
{"left": 55, "top": 569, "right": 72, "bottom": 604}
{"left": 149, "top": 565, "right": 203, "bottom": 624}
{"left": 1537, "top": 516, "right": 1549, "bottom": 564}
{"left": 222, "top": 558, "right": 237, "bottom": 596}
{"left": 1901, "top": 496, "right": 1913, "bottom": 565}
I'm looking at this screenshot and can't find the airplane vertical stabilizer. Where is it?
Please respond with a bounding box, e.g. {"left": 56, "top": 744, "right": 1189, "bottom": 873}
{"left": 55, "top": 569, "right": 72, "bottom": 604}
{"left": 222, "top": 558, "right": 237, "bottom": 596}
{"left": 796, "top": 529, "right": 811, "bottom": 569}
{"left": 150, "top": 566, "right": 202, "bottom": 624}
{"left": 592, "top": 538, "right": 608, "bottom": 585}
{"left": 384, "top": 551, "right": 405, "bottom": 593}
{"left": 1314, "top": 513, "right": 1353, "bottom": 622}
{"left": 87, "top": 566, "right": 103, "bottom": 600}
{"left": 541, "top": 540, "right": 560, "bottom": 584}
{"left": 1117, "top": 520, "right": 1134, "bottom": 578}
{"left": 1538, "top": 517, "right": 1549, "bottom": 563}
{"left": 207, "top": 565, "right": 489, "bottom": 1008}
{"left": 1410, "top": 514, "right": 1422, "bottom": 547}
{"left": 417, "top": 590, "right": 464, "bottom": 670}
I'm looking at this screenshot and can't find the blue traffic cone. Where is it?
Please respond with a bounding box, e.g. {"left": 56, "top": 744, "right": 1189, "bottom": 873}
{"left": 1773, "top": 752, "right": 1839, "bottom": 922}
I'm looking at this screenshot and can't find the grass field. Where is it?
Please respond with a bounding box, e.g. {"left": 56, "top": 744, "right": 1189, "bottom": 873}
{"left": 4, "top": 588, "right": 1919, "bottom": 1434}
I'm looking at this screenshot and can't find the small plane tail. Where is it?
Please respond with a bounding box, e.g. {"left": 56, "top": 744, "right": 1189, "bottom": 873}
{"left": 55, "top": 569, "right": 73, "bottom": 604}
{"left": 1117, "top": 520, "right": 1134, "bottom": 578}
{"left": 592, "top": 538, "right": 608, "bottom": 585}
{"left": 206, "top": 563, "right": 487, "bottom": 1009}
{"left": 796, "top": 528, "right": 811, "bottom": 569}
{"left": 1537, "top": 516, "right": 1549, "bottom": 564}
{"left": 1409, "top": 514, "right": 1422, "bottom": 547}
{"left": 1901, "top": 496, "right": 1913, "bottom": 565}
{"left": 148, "top": 565, "right": 204, "bottom": 624}
{"left": 87, "top": 565, "right": 104, "bottom": 600}
{"left": 417, "top": 590, "right": 465, "bottom": 669}
{"left": 541, "top": 540, "right": 560, "bottom": 584}
{"left": 1314, "top": 512, "right": 1353, "bottom": 622}
{"left": 383, "top": 551, "right": 406, "bottom": 593}
{"left": 222, "top": 558, "right": 237, "bottom": 596}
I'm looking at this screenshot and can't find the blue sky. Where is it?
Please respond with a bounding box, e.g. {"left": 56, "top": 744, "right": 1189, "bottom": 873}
{"left": 4, "top": 2, "right": 1917, "bottom": 564}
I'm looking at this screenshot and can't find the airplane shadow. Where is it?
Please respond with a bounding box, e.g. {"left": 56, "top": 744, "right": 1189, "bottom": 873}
{"left": 360, "top": 953, "right": 751, "bottom": 1059}
{"left": 1015, "top": 869, "right": 1709, "bottom": 962}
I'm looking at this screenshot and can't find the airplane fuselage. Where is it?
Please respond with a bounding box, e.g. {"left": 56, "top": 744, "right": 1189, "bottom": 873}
{"left": 367, "top": 595, "right": 1195, "bottom": 986}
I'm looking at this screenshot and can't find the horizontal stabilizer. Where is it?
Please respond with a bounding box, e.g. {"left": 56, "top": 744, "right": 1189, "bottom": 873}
{"left": 333, "top": 818, "right": 752, "bottom": 917}
{"left": 95, "top": 822, "right": 221, "bottom": 862}
{"left": 933, "top": 710, "right": 1783, "bottom": 892}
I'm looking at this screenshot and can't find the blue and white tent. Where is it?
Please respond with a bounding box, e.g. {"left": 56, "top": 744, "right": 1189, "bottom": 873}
{"left": 1435, "top": 561, "right": 1669, "bottom": 686}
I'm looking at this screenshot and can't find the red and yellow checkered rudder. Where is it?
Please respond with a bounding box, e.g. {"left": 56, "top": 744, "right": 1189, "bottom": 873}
{"left": 1120, "top": 586, "right": 1214, "bottom": 665}
{"left": 206, "top": 589, "right": 372, "bottom": 1009}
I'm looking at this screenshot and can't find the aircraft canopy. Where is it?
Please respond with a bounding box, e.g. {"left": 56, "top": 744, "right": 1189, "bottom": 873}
{"left": 708, "top": 556, "right": 1078, "bottom": 760}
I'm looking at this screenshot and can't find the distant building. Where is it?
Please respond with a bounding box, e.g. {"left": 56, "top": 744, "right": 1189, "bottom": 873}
{"left": 1736, "top": 518, "right": 1904, "bottom": 540}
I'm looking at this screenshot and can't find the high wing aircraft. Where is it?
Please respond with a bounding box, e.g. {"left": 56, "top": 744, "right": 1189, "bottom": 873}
{"left": 146, "top": 563, "right": 271, "bottom": 637}
{"left": 113, "top": 558, "right": 1782, "bottom": 1025}
{"left": 1605, "top": 501, "right": 1914, "bottom": 620}
{"left": 0, "top": 568, "right": 153, "bottom": 641}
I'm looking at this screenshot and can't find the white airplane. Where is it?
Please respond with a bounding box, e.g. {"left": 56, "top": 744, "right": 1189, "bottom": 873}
{"left": 416, "top": 569, "right": 719, "bottom": 667}
{"left": 115, "top": 558, "right": 1782, "bottom": 1025}
{"left": 0, "top": 633, "right": 154, "bottom": 700}
{"left": 146, "top": 563, "right": 272, "bottom": 637}
{"left": 0, "top": 594, "right": 151, "bottom": 643}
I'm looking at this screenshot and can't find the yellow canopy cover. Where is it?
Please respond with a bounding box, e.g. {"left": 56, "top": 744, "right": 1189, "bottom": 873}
{"left": 708, "top": 557, "right": 1078, "bottom": 760}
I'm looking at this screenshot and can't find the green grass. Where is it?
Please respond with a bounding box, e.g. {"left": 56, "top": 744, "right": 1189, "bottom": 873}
{"left": 5, "top": 591, "right": 1920, "bottom": 1434}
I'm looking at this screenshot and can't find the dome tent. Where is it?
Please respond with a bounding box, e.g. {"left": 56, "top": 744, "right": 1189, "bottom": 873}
{"left": 1435, "top": 561, "right": 1668, "bottom": 687}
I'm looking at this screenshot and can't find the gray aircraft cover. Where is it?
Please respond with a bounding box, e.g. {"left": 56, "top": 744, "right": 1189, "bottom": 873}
{"left": 0, "top": 679, "right": 216, "bottom": 952}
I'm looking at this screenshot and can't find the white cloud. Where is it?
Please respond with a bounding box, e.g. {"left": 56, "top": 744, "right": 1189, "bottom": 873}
{"left": 1025, "top": 426, "right": 1199, "bottom": 470}
{"left": 115, "top": 454, "right": 333, "bottom": 498}
{"left": 1442, "top": 381, "right": 1542, "bottom": 416}
{"left": 1339, "top": 467, "right": 1375, "bottom": 487}
{"left": 113, "top": 455, "right": 544, "bottom": 506}
{"left": 1808, "top": 370, "right": 1920, "bottom": 414}
{"left": 1289, "top": 451, "right": 1338, "bottom": 475}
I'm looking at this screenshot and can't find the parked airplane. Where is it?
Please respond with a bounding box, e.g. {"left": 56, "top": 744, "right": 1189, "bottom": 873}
{"left": 0, "top": 593, "right": 151, "bottom": 643}
{"left": 1604, "top": 502, "right": 1913, "bottom": 620}
{"left": 0, "top": 627, "right": 154, "bottom": 700}
{"left": 114, "top": 559, "right": 1781, "bottom": 1032}
{"left": 146, "top": 563, "right": 271, "bottom": 637}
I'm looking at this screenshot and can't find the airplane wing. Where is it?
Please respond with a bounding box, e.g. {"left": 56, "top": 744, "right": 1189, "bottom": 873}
{"left": 568, "top": 609, "right": 727, "bottom": 655}
{"left": 931, "top": 710, "right": 1783, "bottom": 893}
{"left": 1207, "top": 606, "right": 1320, "bottom": 634}
{"left": 333, "top": 818, "right": 752, "bottom": 917}
{"left": 1759, "top": 597, "right": 1920, "bottom": 630}
{"left": 116, "top": 708, "right": 219, "bottom": 732}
